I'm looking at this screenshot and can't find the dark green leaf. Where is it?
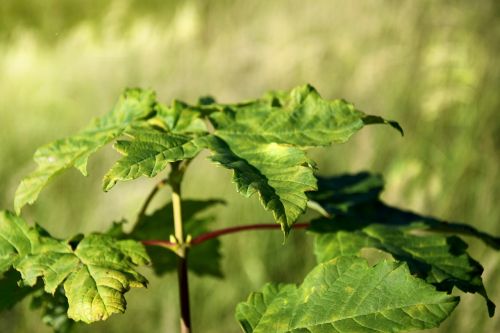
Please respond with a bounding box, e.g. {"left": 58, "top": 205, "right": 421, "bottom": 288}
{"left": 30, "top": 287, "right": 75, "bottom": 333}
{"left": 362, "top": 115, "right": 404, "bottom": 136}
{"left": 236, "top": 256, "right": 458, "bottom": 333}
{"left": 0, "top": 269, "right": 40, "bottom": 311}
{"left": 309, "top": 173, "right": 500, "bottom": 249}
{"left": 308, "top": 172, "right": 499, "bottom": 317}
{"left": 313, "top": 224, "right": 495, "bottom": 316}
{"left": 308, "top": 172, "right": 384, "bottom": 214}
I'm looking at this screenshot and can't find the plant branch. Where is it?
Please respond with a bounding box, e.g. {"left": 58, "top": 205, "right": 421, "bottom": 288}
{"left": 141, "top": 222, "right": 310, "bottom": 249}
{"left": 141, "top": 239, "right": 176, "bottom": 249}
{"left": 192, "top": 222, "right": 309, "bottom": 245}
{"left": 138, "top": 179, "right": 167, "bottom": 217}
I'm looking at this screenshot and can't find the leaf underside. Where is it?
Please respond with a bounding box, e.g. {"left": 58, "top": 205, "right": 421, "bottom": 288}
{"left": 308, "top": 172, "right": 498, "bottom": 317}
{"left": 236, "top": 256, "right": 458, "bottom": 333}
{"left": 30, "top": 287, "right": 75, "bottom": 333}
{"left": 0, "top": 210, "right": 150, "bottom": 323}
{"left": 0, "top": 269, "right": 40, "bottom": 311}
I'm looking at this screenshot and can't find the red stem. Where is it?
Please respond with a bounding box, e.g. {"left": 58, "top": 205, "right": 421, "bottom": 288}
{"left": 141, "top": 222, "right": 310, "bottom": 248}
{"left": 191, "top": 223, "right": 309, "bottom": 245}
{"left": 142, "top": 239, "right": 176, "bottom": 248}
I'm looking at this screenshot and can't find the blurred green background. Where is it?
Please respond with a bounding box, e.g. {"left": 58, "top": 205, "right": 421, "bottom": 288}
{"left": 0, "top": 0, "right": 498, "bottom": 332}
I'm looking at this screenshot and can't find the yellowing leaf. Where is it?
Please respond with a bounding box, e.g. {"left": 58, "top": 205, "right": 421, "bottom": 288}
{"left": 0, "top": 211, "right": 150, "bottom": 324}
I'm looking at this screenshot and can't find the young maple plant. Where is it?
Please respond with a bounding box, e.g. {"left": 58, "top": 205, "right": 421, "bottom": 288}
{"left": 0, "top": 84, "right": 498, "bottom": 333}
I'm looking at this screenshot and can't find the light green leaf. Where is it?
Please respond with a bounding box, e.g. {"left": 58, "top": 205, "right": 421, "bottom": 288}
{"left": 15, "top": 234, "right": 150, "bottom": 323}
{"left": 0, "top": 211, "right": 38, "bottom": 273}
{"left": 237, "top": 256, "right": 458, "bottom": 333}
{"left": 210, "top": 84, "right": 401, "bottom": 147}
{"left": 314, "top": 230, "right": 378, "bottom": 261}
{"left": 204, "top": 85, "right": 400, "bottom": 234}
{"left": 203, "top": 135, "right": 316, "bottom": 234}
{"left": 1, "top": 211, "right": 150, "bottom": 323}
{"left": 102, "top": 99, "right": 210, "bottom": 190}
{"left": 15, "top": 89, "right": 156, "bottom": 213}
{"left": 103, "top": 127, "right": 206, "bottom": 191}
{"left": 155, "top": 100, "right": 208, "bottom": 133}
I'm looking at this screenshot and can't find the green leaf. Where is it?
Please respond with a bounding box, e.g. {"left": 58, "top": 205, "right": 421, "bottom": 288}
{"left": 14, "top": 89, "right": 156, "bottom": 213}
{"left": 308, "top": 172, "right": 499, "bottom": 317}
{"left": 103, "top": 127, "right": 206, "bottom": 191}
{"left": 16, "top": 234, "right": 150, "bottom": 323}
{"left": 309, "top": 173, "right": 500, "bottom": 249}
{"left": 204, "top": 85, "right": 400, "bottom": 234}
{"left": 313, "top": 223, "right": 496, "bottom": 317}
{"left": 0, "top": 211, "right": 150, "bottom": 323}
{"left": 112, "top": 199, "right": 224, "bottom": 277}
{"left": 30, "top": 287, "right": 75, "bottom": 333}
{"left": 0, "top": 269, "right": 40, "bottom": 311}
{"left": 211, "top": 85, "right": 401, "bottom": 147}
{"left": 202, "top": 135, "right": 316, "bottom": 235}
{"left": 0, "top": 211, "right": 38, "bottom": 273}
{"left": 102, "top": 99, "right": 211, "bottom": 190}
{"left": 155, "top": 100, "right": 209, "bottom": 133}
{"left": 307, "top": 172, "right": 385, "bottom": 214}
{"left": 236, "top": 283, "right": 298, "bottom": 333}
{"left": 236, "top": 256, "right": 458, "bottom": 333}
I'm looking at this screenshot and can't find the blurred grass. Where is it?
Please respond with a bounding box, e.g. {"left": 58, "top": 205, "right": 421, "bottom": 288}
{"left": 0, "top": 0, "right": 499, "bottom": 332}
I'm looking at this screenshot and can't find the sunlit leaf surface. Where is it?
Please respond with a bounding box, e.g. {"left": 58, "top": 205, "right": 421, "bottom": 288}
{"left": 309, "top": 172, "right": 498, "bottom": 316}
{"left": 14, "top": 89, "right": 156, "bottom": 213}
{"left": 0, "top": 210, "right": 150, "bottom": 323}
{"left": 236, "top": 256, "right": 458, "bottom": 333}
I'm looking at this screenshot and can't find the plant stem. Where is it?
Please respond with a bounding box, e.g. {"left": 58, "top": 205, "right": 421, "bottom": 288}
{"left": 141, "top": 222, "right": 310, "bottom": 248}
{"left": 191, "top": 223, "right": 309, "bottom": 245}
{"left": 169, "top": 162, "right": 191, "bottom": 333}
{"left": 141, "top": 239, "right": 176, "bottom": 250}
{"left": 138, "top": 179, "right": 167, "bottom": 217}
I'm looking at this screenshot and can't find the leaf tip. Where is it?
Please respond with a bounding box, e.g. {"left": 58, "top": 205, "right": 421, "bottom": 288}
{"left": 102, "top": 176, "right": 116, "bottom": 192}
{"left": 14, "top": 204, "right": 22, "bottom": 216}
{"left": 487, "top": 299, "right": 496, "bottom": 317}
{"left": 362, "top": 115, "right": 404, "bottom": 136}
{"left": 13, "top": 192, "right": 27, "bottom": 216}
{"left": 388, "top": 120, "right": 404, "bottom": 136}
